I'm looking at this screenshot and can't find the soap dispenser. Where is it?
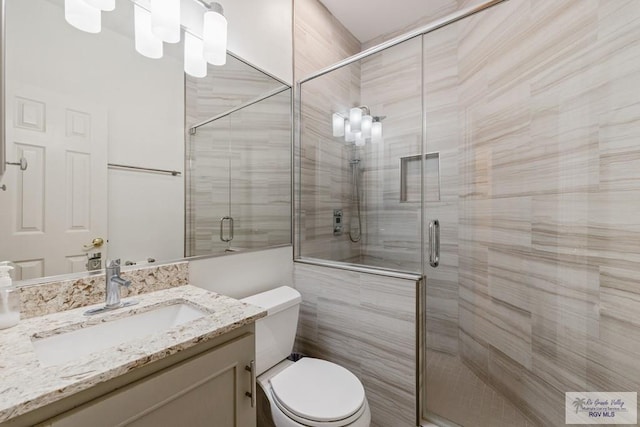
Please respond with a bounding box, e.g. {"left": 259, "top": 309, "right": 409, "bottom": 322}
{"left": 0, "top": 263, "right": 20, "bottom": 330}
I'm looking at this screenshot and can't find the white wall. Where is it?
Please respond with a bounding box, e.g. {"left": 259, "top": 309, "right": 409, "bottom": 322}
{"left": 224, "top": 0, "right": 293, "bottom": 84}
{"left": 189, "top": 246, "right": 294, "bottom": 298}
{"left": 7, "top": 0, "right": 185, "bottom": 265}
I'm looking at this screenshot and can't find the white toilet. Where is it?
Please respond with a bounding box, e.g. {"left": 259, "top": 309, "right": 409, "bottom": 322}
{"left": 242, "top": 286, "right": 371, "bottom": 427}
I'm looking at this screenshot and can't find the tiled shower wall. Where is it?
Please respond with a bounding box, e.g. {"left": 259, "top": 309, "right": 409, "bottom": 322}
{"left": 293, "top": 263, "right": 420, "bottom": 427}
{"left": 424, "top": 0, "right": 640, "bottom": 425}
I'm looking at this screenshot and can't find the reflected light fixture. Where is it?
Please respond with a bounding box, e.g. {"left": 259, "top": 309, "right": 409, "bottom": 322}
{"left": 332, "top": 106, "right": 383, "bottom": 146}
{"left": 361, "top": 114, "right": 372, "bottom": 138}
{"left": 65, "top": 0, "right": 101, "bottom": 33}
{"left": 345, "top": 120, "right": 356, "bottom": 143}
{"left": 349, "top": 107, "right": 363, "bottom": 132}
{"left": 371, "top": 119, "right": 383, "bottom": 144}
{"left": 332, "top": 113, "right": 345, "bottom": 137}
{"left": 63, "top": 0, "right": 229, "bottom": 79}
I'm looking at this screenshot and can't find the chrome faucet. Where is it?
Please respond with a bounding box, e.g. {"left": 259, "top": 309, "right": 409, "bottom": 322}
{"left": 105, "top": 259, "right": 131, "bottom": 308}
{"left": 85, "top": 259, "right": 138, "bottom": 316}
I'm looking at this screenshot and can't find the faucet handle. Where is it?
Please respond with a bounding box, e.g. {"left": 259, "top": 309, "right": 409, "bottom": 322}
{"left": 106, "top": 259, "right": 121, "bottom": 268}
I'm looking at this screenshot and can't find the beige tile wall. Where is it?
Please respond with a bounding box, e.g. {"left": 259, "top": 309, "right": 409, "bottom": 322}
{"left": 293, "top": 263, "right": 420, "bottom": 427}
{"left": 361, "top": 0, "right": 488, "bottom": 50}
{"left": 423, "top": 0, "right": 640, "bottom": 425}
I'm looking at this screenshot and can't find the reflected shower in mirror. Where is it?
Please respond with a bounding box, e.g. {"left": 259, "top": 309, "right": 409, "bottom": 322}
{"left": 0, "top": 0, "right": 292, "bottom": 282}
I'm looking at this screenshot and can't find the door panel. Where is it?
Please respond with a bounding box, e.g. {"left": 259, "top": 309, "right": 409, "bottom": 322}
{"left": 0, "top": 85, "right": 108, "bottom": 279}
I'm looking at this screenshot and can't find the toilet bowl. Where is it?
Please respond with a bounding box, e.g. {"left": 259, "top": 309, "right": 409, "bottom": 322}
{"left": 242, "top": 287, "right": 371, "bottom": 427}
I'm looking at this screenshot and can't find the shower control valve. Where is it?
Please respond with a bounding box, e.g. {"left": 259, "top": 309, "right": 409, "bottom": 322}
{"left": 333, "top": 209, "right": 343, "bottom": 236}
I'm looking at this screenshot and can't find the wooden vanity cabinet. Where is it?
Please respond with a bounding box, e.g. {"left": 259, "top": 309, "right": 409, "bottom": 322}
{"left": 29, "top": 327, "right": 256, "bottom": 427}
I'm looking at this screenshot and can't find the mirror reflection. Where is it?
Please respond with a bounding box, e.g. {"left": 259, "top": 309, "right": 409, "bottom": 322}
{"left": 0, "top": 0, "right": 292, "bottom": 282}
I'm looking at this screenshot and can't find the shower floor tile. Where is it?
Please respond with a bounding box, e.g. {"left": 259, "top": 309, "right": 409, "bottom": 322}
{"left": 425, "top": 350, "right": 537, "bottom": 427}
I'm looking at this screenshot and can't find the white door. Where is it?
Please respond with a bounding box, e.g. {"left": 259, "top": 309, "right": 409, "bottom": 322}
{"left": 0, "top": 84, "right": 108, "bottom": 280}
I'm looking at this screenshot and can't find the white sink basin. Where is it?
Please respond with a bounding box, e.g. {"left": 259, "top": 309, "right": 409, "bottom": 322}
{"left": 32, "top": 303, "right": 209, "bottom": 367}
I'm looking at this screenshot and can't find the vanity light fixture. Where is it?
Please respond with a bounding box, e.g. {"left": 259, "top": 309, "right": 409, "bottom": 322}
{"left": 151, "top": 0, "right": 181, "bottom": 44}
{"left": 65, "top": 0, "right": 101, "bottom": 34}
{"left": 63, "top": 0, "right": 229, "bottom": 79}
{"left": 184, "top": 32, "right": 207, "bottom": 78}
{"left": 84, "top": 0, "right": 115, "bottom": 11}
{"left": 332, "top": 106, "right": 383, "bottom": 146}
{"left": 203, "top": 2, "right": 228, "bottom": 66}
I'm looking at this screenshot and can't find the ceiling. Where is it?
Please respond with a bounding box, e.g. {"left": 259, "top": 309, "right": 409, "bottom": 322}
{"left": 318, "top": 0, "right": 448, "bottom": 43}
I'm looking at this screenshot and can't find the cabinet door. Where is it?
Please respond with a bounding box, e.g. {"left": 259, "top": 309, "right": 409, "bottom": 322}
{"left": 50, "top": 334, "right": 256, "bottom": 427}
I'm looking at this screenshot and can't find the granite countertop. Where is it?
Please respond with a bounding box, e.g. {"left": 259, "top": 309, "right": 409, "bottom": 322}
{"left": 0, "top": 285, "right": 266, "bottom": 423}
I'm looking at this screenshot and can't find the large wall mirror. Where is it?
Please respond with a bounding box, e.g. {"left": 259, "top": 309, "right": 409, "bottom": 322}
{"left": 0, "top": 0, "right": 292, "bottom": 282}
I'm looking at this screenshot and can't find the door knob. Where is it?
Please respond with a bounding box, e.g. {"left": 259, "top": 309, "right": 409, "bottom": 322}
{"left": 6, "top": 157, "right": 28, "bottom": 171}
{"left": 83, "top": 237, "right": 105, "bottom": 250}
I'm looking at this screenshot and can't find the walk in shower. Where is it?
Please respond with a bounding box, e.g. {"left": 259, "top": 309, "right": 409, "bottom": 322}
{"left": 297, "top": 0, "right": 640, "bottom": 425}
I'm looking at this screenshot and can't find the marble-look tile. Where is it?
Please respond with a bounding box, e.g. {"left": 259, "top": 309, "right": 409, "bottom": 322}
{"left": 425, "top": 350, "right": 535, "bottom": 427}
{"left": 488, "top": 346, "right": 562, "bottom": 427}
{"left": 293, "top": 263, "right": 419, "bottom": 427}
{"left": 19, "top": 262, "right": 189, "bottom": 319}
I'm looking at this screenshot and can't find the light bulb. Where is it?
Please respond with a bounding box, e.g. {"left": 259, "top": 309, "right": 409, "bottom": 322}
{"left": 355, "top": 133, "right": 365, "bottom": 146}
{"left": 151, "top": 0, "right": 181, "bottom": 43}
{"left": 65, "top": 0, "right": 101, "bottom": 33}
{"left": 135, "top": 5, "right": 163, "bottom": 59}
{"left": 371, "top": 121, "right": 383, "bottom": 144}
{"left": 83, "top": 0, "right": 114, "bottom": 11}
{"left": 203, "top": 4, "right": 228, "bottom": 66}
{"left": 184, "top": 33, "right": 207, "bottom": 78}
{"left": 332, "top": 113, "right": 345, "bottom": 137}
{"left": 345, "top": 120, "right": 356, "bottom": 142}
{"left": 361, "top": 115, "right": 372, "bottom": 138}
{"left": 349, "top": 107, "right": 362, "bottom": 132}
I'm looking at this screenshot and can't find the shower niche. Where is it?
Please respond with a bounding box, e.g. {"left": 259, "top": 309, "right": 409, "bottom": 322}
{"left": 400, "top": 152, "right": 440, "bottom": 203}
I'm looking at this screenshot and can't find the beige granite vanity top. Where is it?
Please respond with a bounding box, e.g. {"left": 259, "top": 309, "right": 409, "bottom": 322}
{"left": 0, "top": 285, "right": 266, "bottom": 423}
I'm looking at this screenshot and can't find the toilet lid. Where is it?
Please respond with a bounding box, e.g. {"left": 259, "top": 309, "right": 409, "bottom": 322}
{"left": 269, "top": 358, "right": 365, "bottom": 423}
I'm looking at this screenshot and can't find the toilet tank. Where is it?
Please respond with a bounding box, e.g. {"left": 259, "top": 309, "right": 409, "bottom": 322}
{"left": 241, "top": 286, "right": 302, "bottom": 376}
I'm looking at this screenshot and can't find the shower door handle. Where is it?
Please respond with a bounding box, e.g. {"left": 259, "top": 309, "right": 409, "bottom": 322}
{"left": 220, "top": 216, "right": 234, "bottom": 242}
{"left": 429, "top": 220, "right": 440, "bottom": 268}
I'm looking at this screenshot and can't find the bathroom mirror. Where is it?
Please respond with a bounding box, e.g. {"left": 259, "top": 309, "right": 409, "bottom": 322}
{"left": 0, "top": 0, "right": 292, "bottom": 282}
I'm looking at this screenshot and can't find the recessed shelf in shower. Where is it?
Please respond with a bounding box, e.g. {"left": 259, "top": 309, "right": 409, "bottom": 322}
{"left": 400, "top": 152, "right": 440, "bottom": 203}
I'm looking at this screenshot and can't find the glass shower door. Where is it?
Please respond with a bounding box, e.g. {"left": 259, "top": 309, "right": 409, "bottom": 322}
{"left": 422, "top": 0, "right": 640, "bottom": 426}
{"left": 421, "top": 8, "right": 537, "bottom": 425}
